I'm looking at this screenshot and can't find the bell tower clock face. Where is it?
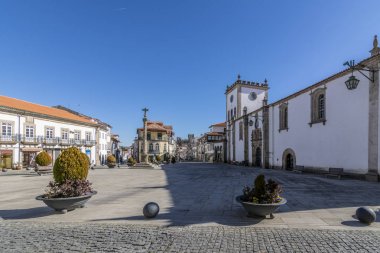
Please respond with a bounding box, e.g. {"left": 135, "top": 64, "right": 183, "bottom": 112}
{"left": 230, "top": 95, "right": 234, "bottom": 103}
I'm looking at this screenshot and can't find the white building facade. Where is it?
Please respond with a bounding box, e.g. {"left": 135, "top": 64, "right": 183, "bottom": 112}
{"left": 226, "top": 37, "right": 380, "bottom": 181}
{"left": 0, "top": 96, "right": 102, "bottom": 169}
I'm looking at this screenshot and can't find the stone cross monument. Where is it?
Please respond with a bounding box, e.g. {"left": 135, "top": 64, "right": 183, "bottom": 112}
{"left": 141, "top": 107, "right": 149, "bottom": 163}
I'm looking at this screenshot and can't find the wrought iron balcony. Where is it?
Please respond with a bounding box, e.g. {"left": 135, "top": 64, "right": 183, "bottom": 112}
{"left": 0, "top": 135, "right": 18, "bottom": 144}
{"left": 148, "top": 150, "right": 161, "bottom": 154}
{"left": 59, "top": 138, "right": 71, "bottom": 146}
{"left": 83, "top": 139, "right": 96, "bottom": 147}
{"left": 43, "top": 137, "right": 59, "bottom": 145}
{"left": 21, "top": 136, "right": 43, "bottom": 144}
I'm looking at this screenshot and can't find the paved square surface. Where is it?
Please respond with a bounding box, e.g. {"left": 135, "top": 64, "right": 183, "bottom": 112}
{"left": 0, "top": 163, "right": 379, "bottom": 230}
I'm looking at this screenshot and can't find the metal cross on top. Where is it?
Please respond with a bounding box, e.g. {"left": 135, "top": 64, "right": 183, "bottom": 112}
{"left": 142, "top": 107, "right": 149, "bottom": 118}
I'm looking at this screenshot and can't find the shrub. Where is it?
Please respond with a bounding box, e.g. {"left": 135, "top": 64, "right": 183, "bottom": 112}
{"left": 53, "top": 147, "right": 89, "bottom": 184}
{"left": 35, "top": 151, "right": 52, "bottom": 166}
{"left": 171, "top": 157, "right": 176, "bottom": 164}
{"left": 45, "top": 179, "right": 92, "bottom": 198}
{"left": 155, "top": 155, "right": 162, "bottom": 162}
{"left": 127, "top": 157, "right": 136, "bottom": 166}
{"left": 242, "top": 174, "right": 282, "bottom": 204}
{"left": 107, "top": 155, "right": 116, "bottom": 164}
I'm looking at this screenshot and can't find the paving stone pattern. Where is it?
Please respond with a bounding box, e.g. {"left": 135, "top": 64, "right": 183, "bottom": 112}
{"left": 1, "top": 222, "right": 379, "bottom": 253}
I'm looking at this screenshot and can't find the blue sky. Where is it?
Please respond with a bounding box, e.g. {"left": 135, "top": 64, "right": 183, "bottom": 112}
{"left": 1, "top": 1, "right": 379, "bottom": 145}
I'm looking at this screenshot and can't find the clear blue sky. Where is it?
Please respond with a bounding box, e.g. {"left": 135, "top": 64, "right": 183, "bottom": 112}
{"left": 1, "top": 1, "right": 379, "bottom": 145}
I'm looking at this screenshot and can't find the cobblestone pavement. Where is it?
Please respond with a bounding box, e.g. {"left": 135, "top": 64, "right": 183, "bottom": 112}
{"left": 1, "top": 222, "right": 379, "bottom": 253}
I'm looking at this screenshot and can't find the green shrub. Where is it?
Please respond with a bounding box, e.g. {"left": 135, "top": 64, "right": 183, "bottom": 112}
{"left": 53, "top": 147, "right": 89, "bottom": 184}
{"left": 127, "top": 157, "right": 136, "bottom": 165}
{"left": 35, "top": 151, "right": 52, "bottom": 166}
{"left": 107, "top": 155, "right": 116, "bottom": 164}
{"left": 155, "top": 155, "right": 162, "bottom": 162}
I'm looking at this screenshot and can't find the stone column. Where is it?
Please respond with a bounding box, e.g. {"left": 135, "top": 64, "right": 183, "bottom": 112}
{"left": 244, "top": 115, "right": 249, "bottom": 163}
{"left": 366, "top": 62, "right": 379, "bottom": 181}
{"left": 263, "top": 99, "right": 270, "bottom": 169}
{"left": 141, "top": 108, "right": 149, "bottom": 163}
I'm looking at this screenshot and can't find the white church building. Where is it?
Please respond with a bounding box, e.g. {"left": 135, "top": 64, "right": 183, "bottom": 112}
{"left": 226, "top": 36, "right": 380, "bottom": 182}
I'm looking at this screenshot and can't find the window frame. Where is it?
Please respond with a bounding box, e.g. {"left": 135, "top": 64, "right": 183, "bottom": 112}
{"left": 310, "top": 88, "right": 327, "bottom": 126}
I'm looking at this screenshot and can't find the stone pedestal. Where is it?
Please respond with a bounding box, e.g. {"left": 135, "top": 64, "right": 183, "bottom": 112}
{"left": 365, "top": 172, "right": 379, "bottom": 182}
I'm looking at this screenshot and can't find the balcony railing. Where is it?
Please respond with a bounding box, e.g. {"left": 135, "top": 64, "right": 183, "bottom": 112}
{"left": 22, "top": 136, "right": 43, "bottom": 144}
{"left": 83, "top": 140, "right": 96, "bottom": 146}
{"left": 148, "top": 150, "right": 161, "bottom": 154}
{"left": 0, "top": 135, "right": 18, "bottom": 144}
{"left": 43, "top": 137, "right": 59, "bottom": 145}
{"left": 147, "top": 137, "right": 168, "bottom": 141}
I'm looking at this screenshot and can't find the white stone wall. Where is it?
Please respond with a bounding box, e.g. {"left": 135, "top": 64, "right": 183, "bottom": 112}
{"left": 269, "top": 71, "right": 369, "bottom": 174}
{"left": 240, "top": 87, "right": 266, "bottom": 115}
{"left": 0, "top": 110, "right": 97, "bottom": 167}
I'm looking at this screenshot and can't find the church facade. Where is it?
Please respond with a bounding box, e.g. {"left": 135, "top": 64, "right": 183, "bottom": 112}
{"left": 226, "top": 36, "right": 380, "bottom": 181}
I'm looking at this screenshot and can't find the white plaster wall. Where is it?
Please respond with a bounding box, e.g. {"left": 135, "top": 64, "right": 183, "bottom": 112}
{"left": 0, "top": 111, "right": 98, "bottom": 165}
{"left": 270, "top": 71, "right": 369, "bottom": 174}
{"left": 241, "top": 87, "right": 266, "bottom": 115}
{"left": 210, "top": 126, "right": 224, "bottom": 133}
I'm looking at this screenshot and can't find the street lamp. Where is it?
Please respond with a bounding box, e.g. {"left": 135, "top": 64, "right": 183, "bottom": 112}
{"left": 343, "top": 60, "right": 377, "bottom": 90}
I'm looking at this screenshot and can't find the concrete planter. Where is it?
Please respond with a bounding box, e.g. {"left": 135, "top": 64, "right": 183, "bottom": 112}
{"left": 236, "top": 195, "right": 287, "bottom": 218}
{"left": 36, "top": 191, "right": 97, "bottom": 213}
{"left": 35, "top": 165, "right": 53, "bottom": 175}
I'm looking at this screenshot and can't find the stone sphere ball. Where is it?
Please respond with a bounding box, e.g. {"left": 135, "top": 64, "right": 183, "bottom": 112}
{"left": 143, "top": 202, "right": 160, "bottom": 218}
{"left": 356, "top": 207, "right": 376, "bottom": 224}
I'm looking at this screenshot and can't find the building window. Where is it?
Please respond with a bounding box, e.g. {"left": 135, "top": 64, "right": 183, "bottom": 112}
{"left": 158, "top": 133, "right": 162, "bottom": 140}
{"left": 234, "top": 107, "right": 237, "bottom": 117}
{"left": 46, "top": 128, "right": 54, "bottom": 139}
{"left": 85, "top": 132, "right": 92, "bottom": 141}
{"left": 155, "top": 143, "right": 160, "bottom": 151}
{"left": 230, "top": 109, "right": 233, "bottom": 119}
{"left": 228, "top": 111, "right": 230, "bottom": 121}
{"left": 149, "top": 143, "right": 153, "bottom": 151}
{"left": 147, "top": 132, "right": 151, "bottom": 140}
{"left": 279, "top": 103, "right": 288, "bottom": 131}
{"left": 1, "top": 122, "right": 12, "bottom": 136}
{"left": 318, "top": 94, "right": 325, "bottom": 119}
{"left": 74, "top": 131, "right": 81, "bottom": 141}
{"left": 310, "top": 88, "right": 326, "bottom": 125}
{"left": 61, "top": 130, "right": 68, "bottom": 140}
{"left": 25, "top": 125, "right": 35, "bottom": 138}
{"left": 239, "top": 121, "right": 243, "bottom": 140}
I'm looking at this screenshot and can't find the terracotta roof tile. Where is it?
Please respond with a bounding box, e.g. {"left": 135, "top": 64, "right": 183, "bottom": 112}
{"left": 0, "top": 95, "right": 96, "bottom": 125}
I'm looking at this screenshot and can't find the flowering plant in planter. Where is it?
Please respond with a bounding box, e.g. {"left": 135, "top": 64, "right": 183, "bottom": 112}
{"left": 36, "top": 147, "right": 96, "bottom": 212}
{"left": 241, "top": 174, "right": 283, "bottom": 204}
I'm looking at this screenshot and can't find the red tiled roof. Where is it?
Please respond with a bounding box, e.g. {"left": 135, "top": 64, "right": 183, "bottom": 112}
{"left": 211, "top": 122, "right": 226, "bottom": 127}
{"left": 138, "top": 121, "right": 173, "bottom": 134}
{"left": 0, "top": 95, "right": 97, "bottom": 125}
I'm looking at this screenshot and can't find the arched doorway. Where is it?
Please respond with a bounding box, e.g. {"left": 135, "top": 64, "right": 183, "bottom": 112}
{"left": 282, "top": 148, "right": 296, "bottom": 170}
{"left": 285, "top": 153, "right": 294, "bottom": 170}
{"left": 255, "top": 147, "right": 261, "bottom": 167}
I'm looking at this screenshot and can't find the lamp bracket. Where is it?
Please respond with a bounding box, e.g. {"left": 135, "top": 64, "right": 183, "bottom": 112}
{"left": 343, "top": 60, "right": 378, "bottom": 82}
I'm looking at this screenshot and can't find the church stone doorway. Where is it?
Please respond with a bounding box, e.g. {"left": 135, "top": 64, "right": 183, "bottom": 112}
{"left": 282, "top": 148, "right": 296, "bottom": 170}
{"left": 255, "top": 147, "right": 261, "bottom": 167}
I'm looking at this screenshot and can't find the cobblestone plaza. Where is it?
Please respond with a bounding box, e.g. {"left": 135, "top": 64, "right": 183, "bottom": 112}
{"left": 0, "top": 163, "right": 379, "bottom": 252}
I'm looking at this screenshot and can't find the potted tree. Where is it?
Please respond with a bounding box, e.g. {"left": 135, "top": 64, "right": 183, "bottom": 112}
{"left": 236, "top": 174, "right": 286, "bottom": 218}
{"left": 36, "top": 147, "right": 97, "bottom": 213}
{"left": 35, "top": 151, "right": 53, "bottom": 175}
{"left": 127, "top": 157, "right": 136, "bottom": 166}
{"left": 107, "top": 155, "right": 116, "bottom": 168}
